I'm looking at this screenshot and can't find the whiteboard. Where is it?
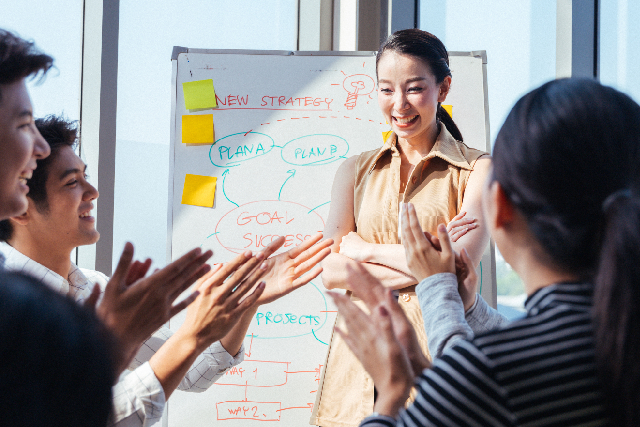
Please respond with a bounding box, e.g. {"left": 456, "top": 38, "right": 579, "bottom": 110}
{"left": 168, "top": 49, "right": 492, "bottom": 427}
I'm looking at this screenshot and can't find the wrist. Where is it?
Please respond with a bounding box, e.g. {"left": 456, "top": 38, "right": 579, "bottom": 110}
{"left": 173, "top": 324, "right": 207, "bottom": 355}
{"left": 372, "top": 385, "right": 408, "bottom": 418}
{"left": 464, "top": 293, "right": 478, "bottom": 312}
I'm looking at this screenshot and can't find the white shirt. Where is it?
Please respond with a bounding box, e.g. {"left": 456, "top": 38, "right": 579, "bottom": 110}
{"left": 0, "top": 242, "right": 244, "bottom": 427}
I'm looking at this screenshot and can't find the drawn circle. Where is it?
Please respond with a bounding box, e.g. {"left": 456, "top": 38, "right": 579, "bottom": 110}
{"left": 249, "top": 280, "right": 332, "bottom": 340}
{"left": 209, "top": 131, "right": 275, "bottom": 168}
{"left": 214, "top": 200, "right": 325, "bottom": 255}
{"left": 280, "top": 134, "right": 349, "bottom": 166}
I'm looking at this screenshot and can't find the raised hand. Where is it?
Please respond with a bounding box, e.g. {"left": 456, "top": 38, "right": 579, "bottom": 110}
{"left": 343, "top": 263, "right": 430, "bottom": 376}
{"left": 257, "top": 233, "right": 333, "bottom": 305}
{"left": 329, "top": 290, "right": 414, "bottom": 417}
{"left": 179, "top": 250, "right": 269, "bottom": 352}
{"left": 97, "top": 242, "right": 212, "bottom": 373}
{"left": 400, "top": 203, "right": 455, "bottom": 282}
{"left": 447, "top": 211, "right": 478, "bottom": 242}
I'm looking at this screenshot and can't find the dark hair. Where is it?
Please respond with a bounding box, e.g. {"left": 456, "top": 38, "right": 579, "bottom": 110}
{"left": 0, "top": 29, "right": 53, "bottom": 101}
{"left": 376, "top": 28, "right": 463, "bottom": 141}
{"left": 0, "top": 271, "right": 115, "bottom": 426}
{"left": 493, "top": 78, "right": 640, "bottom": 426}
{"left": 0, "top": 115, "right": 78, "bottom": 242}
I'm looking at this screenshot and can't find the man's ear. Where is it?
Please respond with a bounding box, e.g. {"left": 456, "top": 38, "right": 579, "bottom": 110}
{"left": 10, "top": 210, "right": 30, "bottom": 226}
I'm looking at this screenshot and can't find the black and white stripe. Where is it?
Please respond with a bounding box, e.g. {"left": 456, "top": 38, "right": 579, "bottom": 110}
{"left": 362, "top": 283, "right": 609, "bottom": 427}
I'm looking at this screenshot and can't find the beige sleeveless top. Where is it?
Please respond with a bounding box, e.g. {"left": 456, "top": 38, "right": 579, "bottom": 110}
{"left": 310, "top": 126, "right": 486, "bottom": 427}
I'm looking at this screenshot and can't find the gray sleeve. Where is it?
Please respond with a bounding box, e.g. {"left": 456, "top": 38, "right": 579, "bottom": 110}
{"left": 465, "top": 294, "right": 509, "bottom": 334}
{"left": 415, "top": 273, "right": 473, "bottom": 359}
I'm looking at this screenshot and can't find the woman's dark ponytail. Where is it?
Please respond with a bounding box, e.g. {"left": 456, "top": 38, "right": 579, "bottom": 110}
{"left": 493, "top": 78, "right": 640, "bottom": 424}
{"left": 594, "top": 191, "right": 640, "bottom": 426}
{"left": 436, "top": 104, "right": 463, "bottom": 142}
{"left": 377, "top": 29, "right": 463, "bottom": 141}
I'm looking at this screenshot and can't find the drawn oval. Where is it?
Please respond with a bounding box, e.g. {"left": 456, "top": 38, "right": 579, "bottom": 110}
{"left": 209, "top": 131, "right": 274, "bottom": 168}
{"left": 249, "top": 280, "right": 333, "bottom": 340}
{"left": 214, "top": 200, "right": 325, "bottom": 255}
{"left": 281, "top": 134, "right": 349, "bottom": 166}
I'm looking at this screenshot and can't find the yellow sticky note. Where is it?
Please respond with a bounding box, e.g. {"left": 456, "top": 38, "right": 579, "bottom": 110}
{"left": 182, "top": 114, "right": 214, "bottom": 144}
{"left": 442, "top": 104, "right": 453, "bottom": 117}
{"left": 181, "top": 174, "right": 217, "bottom": 207}
{"left": 182, "top": 79, "right": 217, "bottom": 109}
{"left": 382, "top": 130, "right": 393, "bottom": 143}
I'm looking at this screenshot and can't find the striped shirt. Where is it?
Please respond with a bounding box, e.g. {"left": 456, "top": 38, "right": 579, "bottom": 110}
{"left": 361, "top": 283, "right": 609, "bottom": 427}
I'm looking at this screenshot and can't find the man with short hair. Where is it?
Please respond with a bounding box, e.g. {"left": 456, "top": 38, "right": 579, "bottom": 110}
{"left": 1, "top": 113, "right": 333, "bottom": 426}
{"left": 0, "top": 29, "right": 51, "bottom": 222}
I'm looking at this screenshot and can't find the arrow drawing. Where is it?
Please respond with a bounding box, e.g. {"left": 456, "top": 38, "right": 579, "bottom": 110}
{"left": 278, "top": 169, "right": 296, "bottom": 201}
{"left": 245, "top": 333, "right": 254, "bottom": 358}
{"left": 222, "top": 169, "right": 238, "bottom": 207}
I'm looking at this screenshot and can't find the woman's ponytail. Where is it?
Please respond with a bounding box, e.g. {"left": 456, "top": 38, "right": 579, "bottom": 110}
{"left": 437, "top": 104, "right": 463, "bottom": 142}
{"left": 593, "top": 191, "right": 640, "bottom": 426}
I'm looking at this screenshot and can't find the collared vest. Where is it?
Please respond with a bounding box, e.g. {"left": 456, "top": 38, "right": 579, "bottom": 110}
{"left": 311, "top": 126, "right": 487, "bottom": 427}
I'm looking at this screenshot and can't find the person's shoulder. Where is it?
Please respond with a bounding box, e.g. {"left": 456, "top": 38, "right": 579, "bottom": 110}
{"left": 455, "top": 139, "right": 489, "bottom": 166}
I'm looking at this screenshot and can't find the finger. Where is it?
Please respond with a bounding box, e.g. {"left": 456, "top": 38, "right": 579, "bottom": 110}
{"left": 236, "top": 281, "right": 266, "bottom": 311}
{"left": 154, "top": 247, "right": 211, "bottom": 285}
{"left": 291, "top": 264, "right": 323, "bottom": 288}
{"left": 407, "top": 203, "right": 429, "bottom": 247}
{"left": 109, "top": 242, "right": 135, "bottom": 292}
{"left": 168, "top": 291, "right": 200, "bottom": 318}
{"left": 293, "top": 247, "right": 332, "bottom": 277}
{"left": 285, "top": 233, "right": 324, "bottom": 259}
{"left": 437, "top": 223, "right": 454, "bottom": 261}
{"left": 451, "top": 211, "right": 466, "bottom": 222}
{"left": 83, "top": 283, "right": 101, "bottom": 309}
{"left": 173, "top": 263, "right": 212, "bottom": 300}
{"left": 196, "top": 263, "right": 223, "bottom": 288}
{"left": 126, "top": 259, "right": 152, "bottom": 286}
{"left": 329, "top": 291, "right": 370, "bottom": 332}
{"left": 259, "top": 235, "right": 285, "bottom": 259}
{"left": 446, "top": 211, "right": 466, "bottom": 233}
{"left": 424, "top": 231, "right": 441, "bottom": 250}
{"left": 400, "top": 203, "right": 417, "bottom": 250}
{"left": 205, "top": 251, "right": 253, "bottom": 287}
{"left": 449, "top": 229, "right": 462, "bottom": 243}
{"left": 343, "top": 264, "right": 384, "bottom": 309}
{"left": 227, "top": 261, "right": 268, "bottom": 305}
{"left": 373, "top": 304, "right": 396, "bottom": 341}
{"left": 294, "top": 238, "right": 333, "bottom": 267}
{"left": 165, "top": 250, "right": 215, "bottom": 297}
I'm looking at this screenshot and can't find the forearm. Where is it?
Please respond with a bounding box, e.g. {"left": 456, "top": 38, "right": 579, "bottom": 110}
{"left": 148, "top": 328, "right": 201, "bottom": 399}
{"left": 321, "top": 252, "right": 416, "bottom": 291}
{"left": 465, "top": 294, "right": 509, "bottom": 333}
{"left": 360, "top": 243, "right": 413, "bottom": 276}
{"left": 220, "top": 308, "right": 255, "bottom": 356}
{"left": 416, "top": 273, "right": 473, "bottom": 358}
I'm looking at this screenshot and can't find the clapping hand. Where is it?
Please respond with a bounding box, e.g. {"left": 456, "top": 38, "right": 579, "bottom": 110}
{"left": 98, "top": 243, "right": 212, "bottom": 373}
{"left": 257, "top": 233, "right": 333, "bottom": 305}
{"left": 401, "top": 203, "right": 478, "bottom": 310}
{"left": 329, "top": 265, "right": 427, "bottom": 417}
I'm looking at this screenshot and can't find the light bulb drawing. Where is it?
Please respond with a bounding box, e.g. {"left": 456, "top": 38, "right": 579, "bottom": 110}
{"left": 342, "top": 74, "right": 375, "bottom": 110}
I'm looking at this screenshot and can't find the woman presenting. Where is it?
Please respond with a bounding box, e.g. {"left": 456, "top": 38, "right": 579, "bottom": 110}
{"left": 311, "top": 29, "right": 491, "bottom": 427}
